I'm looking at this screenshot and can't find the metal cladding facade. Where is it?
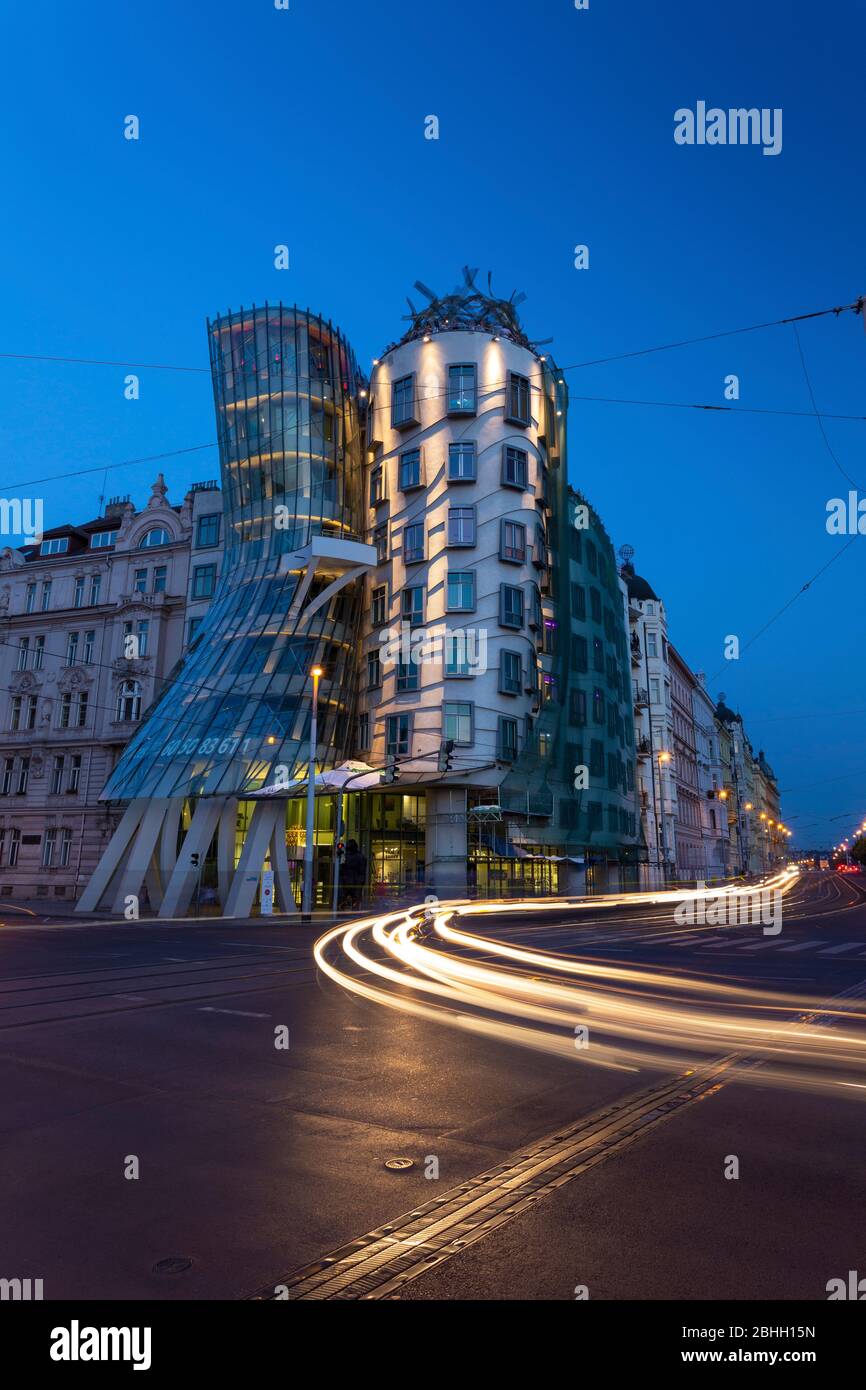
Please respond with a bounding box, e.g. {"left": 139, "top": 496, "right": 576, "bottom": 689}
{"left": 100, "top": 305, "right": 367, "bottom": 801}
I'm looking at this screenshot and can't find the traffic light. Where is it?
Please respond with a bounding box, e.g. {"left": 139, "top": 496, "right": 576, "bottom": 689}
{"left": 437, "top": 738, "right": 455, "bottom": 772}
{"left": 382, "top": 755, "right": 400, "bottom": 785}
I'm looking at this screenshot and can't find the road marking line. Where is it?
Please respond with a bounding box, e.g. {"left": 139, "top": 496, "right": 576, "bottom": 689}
{"left": 198, "top": 1006, "right": 270, "bottom": 1018}
{"left": 817, "top": 942, "right": 863, "bottom": 955}
{"left": 778, "top": 939, "right": 825, "bottom": 953}
{"left": 737, "top": 940, "right": 782, "bottom": 952}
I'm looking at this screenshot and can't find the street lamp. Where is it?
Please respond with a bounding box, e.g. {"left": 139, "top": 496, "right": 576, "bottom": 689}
{"left": 301, "top": 666, "right": 323, "bottom": 918}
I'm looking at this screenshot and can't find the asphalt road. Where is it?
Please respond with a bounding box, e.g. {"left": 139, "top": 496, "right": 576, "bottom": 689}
{"left": 1, "top": 869, "right": 864, "bottom": 1301}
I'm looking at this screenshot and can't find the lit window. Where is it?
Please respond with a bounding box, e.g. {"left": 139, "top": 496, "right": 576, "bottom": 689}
{"left": 117, "top": 680, "right": 142, "bottom": 722}
{"left": 447, "top": 364, "right": 477, "bottom": 415}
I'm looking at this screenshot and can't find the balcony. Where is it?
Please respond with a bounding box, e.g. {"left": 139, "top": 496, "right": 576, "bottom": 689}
{"left": 636, "top": 737, "right": 651, "bottom": 758}
{"left": 633, "top": 684, "right": 649, "bottom": 709}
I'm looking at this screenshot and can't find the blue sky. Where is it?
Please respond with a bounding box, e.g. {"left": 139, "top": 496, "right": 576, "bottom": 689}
{"left": 1, "top": 0, "right": 863, "bottom": 846}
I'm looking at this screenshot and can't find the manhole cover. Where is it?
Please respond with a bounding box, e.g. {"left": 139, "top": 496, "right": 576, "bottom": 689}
{"left": 152, "top": 1257, "right": 193, "bottom": 1275}
{"left": 383, "top": 1157, "right": 415, "bottom": 1172}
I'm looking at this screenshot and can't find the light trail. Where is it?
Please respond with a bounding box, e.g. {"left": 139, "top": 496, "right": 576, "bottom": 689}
{"left": 314, "top": 871, "right": 866, "bottom": 1097}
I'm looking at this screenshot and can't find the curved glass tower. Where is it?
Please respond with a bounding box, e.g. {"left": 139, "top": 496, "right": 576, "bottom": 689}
{"left": 101, "top": 304, "right": 368, "bottom": 801}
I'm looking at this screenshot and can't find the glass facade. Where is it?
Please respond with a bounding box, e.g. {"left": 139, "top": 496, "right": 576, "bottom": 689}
{"left": 101, "top": 305, "right": 367, "bottom": 801}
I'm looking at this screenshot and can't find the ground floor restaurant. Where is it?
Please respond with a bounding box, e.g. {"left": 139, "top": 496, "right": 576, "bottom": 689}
{"left": 181, "top": 790, "right": 637, "bottom": 912}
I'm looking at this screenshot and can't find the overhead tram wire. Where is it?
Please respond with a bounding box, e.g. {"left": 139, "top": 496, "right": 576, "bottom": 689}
{"left": 706, "top": 535, "right": 859, "bottom": 685}
{"left": 791, "top": 320, "right": 863, "bottom": 490}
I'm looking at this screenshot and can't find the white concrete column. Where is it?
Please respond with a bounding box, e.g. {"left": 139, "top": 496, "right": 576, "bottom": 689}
{"left": 75, "top": 799, "right": 147, "bottom": 913}
{"left": 425, "top": 788, "right": 468, "bottom": 898}
{"left": 217, "top": 798, "right": 239, "bottom": 906}
{"left": 223, "top": 801, "right": 280, "bottom": 919}
{"left": 158, "top": 798, "right": 223, "bottom": 919}
{"left": 111, "top": 798, "right": 172, "bottom": 915}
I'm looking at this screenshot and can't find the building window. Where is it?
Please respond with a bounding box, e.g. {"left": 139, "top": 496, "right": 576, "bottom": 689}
{"left": 444, "top": 701, "right": 473, "bottom": 745}
{"left": 506, "top": 372, "right": 531, "bottom": 426}
{"left": 9, "top": 696, "right": 21, "bottom": 731}
{"left": 9, "top": 827, "right": 20, "bottom": 865}
{"left": 593, "top": 636, "right": 604, "bottom": 673}
{"left": 16, "top": 757, "right": 30, "bottom": 795}
{"left": 133, "top": 569, "right": 147, "bottom": 594}
{"left": 356, "top": 712, "right": 369, "bottom": 749}
{"left": 139, "top": 527, "right": 170, "bottom": 548}
{"left": 117, "top": 680, "right": 142, "bottom": 722}
{"left": 373, "top": 522, "right": 388, "bottom": 565}
{"left": 367, "top": 650, "right": 381, "bottom": 689}
{"left": 59, "top": 828, "right": 72, "bottom": 867}
{"left": 152, "top": 565, "right": 167, "bottom": 593}
{"left": 76, "top": 692, "right": 88, "bottom": 727}
{"left": 502, "top": 446, "right": 528, "bottom": 489}
{"left": 66, "top": 631, "right": 79, "bottom": 665}
{"left": 403, "top": 522, "right": 425, "bottom": 564}
{"left": 369, "top": 463, "right": 386, "bottom": 507}
{"left": 647, "top": 630, "right": 658, "bottom": 657}
{"left": 16, "top": 638, "right": 29, "bottom": 670}
{"left": 569, "top": 689, "right": 587, "bottom": 726}
{"left": 25, "top": 583, "right": 36, "bottom": 613}
{"left": 187, "top": 616, "right": 203, "bottom": 647}
{"left": 50, "top": 755, "right": 64, "bottom": 796}
{"left": 1, "top": 758, "right": 13, "bottom": 795}
{"left": 590, "top": 587, "right": 602, "bottom": 624}
{"left": 90, "top": 530, "right": 117, "bottom": 549}
{"left": 500, "top": 519, "right": 527, "bottom": 564}
{"left": 196, "top": 514, "right": 220, "bottom": 547}
{"left": 42, "top": 829, "right": 56, "bottom": 868}
{"left": 41, "top": 581, "right": 52, "bottom": 611}
{"left": 67, "top": 755, "right": 81, "bottom": 794}
{"left": 396, "top": 658, "right": 419, "bottom": 693}
{"left": 88, "top": 575, "right": 101, "bottom": 606}
{"left": 399, "top": 449, "right": 422, "bottom": 491}
{"left": 33, "top": 636, "right": 45, "bottom": 669}
{"left": 586, "top": 540, "right": 597, "bottom": 575}
{"left": 444, "top": 632, "right": 472, "bottom": 677}
{"left": 498, "top": 716, "right": 519, "bottom": 761}
{"left": 448, "top": 441, "right": 476, "bottom": 482}
{"left": 82, "top": 630, "right": 95, "bottom": 664}
{"left": 593, "top": 687, "right": 606, "bottom": 724}
{"left": 371, "top": 584, "right": 387, "bottom": 628}
{"left": 499, "top": 649, "right": 522, "bottom": 695}
{"left": 447, "top": 363, "right": 477, "bottom": 415}
{"left": 448, "top": 506, "right": 476, "bottom": 547}
{"left": 447, "top": 571, "right": 475, "bottom": 613}
{"left": 572, "top": 633, "right": 588, "bottom": 673}
{"left": 386, "top": 713, "right": 410, "bottom": 757}
{"left": 401, "top": 586, "right": 424, "bottom": 625}
{"left": 192, "top": 564, "right": 217, "bottom": 599}
{"left": 500, "top": 583, "right": 524, "bottom": 629}
{"left": 392, "top": 374, "right": 417, "bottom": 428}
{"left": 40, "top": 537, "right": 69, "bottom": 556}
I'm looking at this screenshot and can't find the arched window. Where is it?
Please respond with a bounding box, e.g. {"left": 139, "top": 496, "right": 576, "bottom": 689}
{"left": 117, "top": 680, "right": 142, "bottom": 722}
{"left": 138, "top": 528, "right": 170, "bottom": 549}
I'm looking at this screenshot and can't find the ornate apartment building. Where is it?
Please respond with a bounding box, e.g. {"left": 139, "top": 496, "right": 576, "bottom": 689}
{"left": 0, "top": 477, "right": 222, "bottom": 900}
